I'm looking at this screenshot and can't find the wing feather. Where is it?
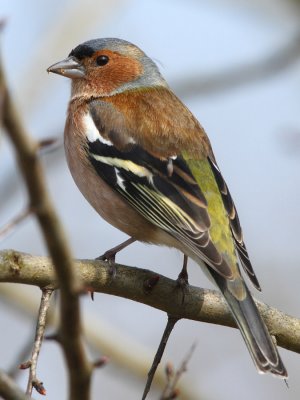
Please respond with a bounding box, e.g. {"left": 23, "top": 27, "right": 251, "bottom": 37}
{"left": 208, "top": 157, "right": 261, "bottom": 290}
{"left": 86, "top": 101, "right": 234, "bottom": 279}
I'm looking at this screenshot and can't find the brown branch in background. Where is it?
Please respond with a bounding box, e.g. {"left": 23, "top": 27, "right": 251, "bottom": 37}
{"left": 161, "top": 363, "right": 178, "bottom": 400}
{"left": 0, "top": 369, "right": 31, "bottom": 400}
{"left": 38, "top": 136, "right": 62, "bottom": 155}
{"left": 0, "top": 284, "right": 200, "bottom": 400}
{"left": 92, "top": 356, "right": 109, "bottom": 369}
{"left": 142, "top": 316, "right": 180, "bottom": 400}
{"left": 1, "top": 250, "right": 299, "bottom": 355}
{"left": 24, "top": 288, "right": 53, "bottom": 396}
{"left": 160, "top": 342, "right": 197, "bottom": 400}
{"left": 0, "top": 54, "right": 92, "bottom": 399}
{"left": 175, "top": 31, "right": 300, "bottom": 98}
{"left": 0, "top": 208, "right": 32, "bottom": 241}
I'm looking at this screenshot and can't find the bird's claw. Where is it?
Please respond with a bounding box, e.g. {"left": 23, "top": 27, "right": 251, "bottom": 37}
{"left": 176, "top": 255, "right": 189, "bottom": 304}
{"left": 176, "top": 272, "right": 189, "bottom": 305}
{"left": 96, "top": 237, "right": 135, "bottom": 278}
{"left": 96, "top": 251, "right": 117, "bottom": 277}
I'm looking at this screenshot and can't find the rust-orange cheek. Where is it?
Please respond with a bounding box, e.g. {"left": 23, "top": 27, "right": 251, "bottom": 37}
{"left": 87, "top": 52, "right": 143, "bottom": 95}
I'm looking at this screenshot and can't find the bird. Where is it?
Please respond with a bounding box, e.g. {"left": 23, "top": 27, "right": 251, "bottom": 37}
{"left": 47, "top": 38, "right": 287, "bottom": 378}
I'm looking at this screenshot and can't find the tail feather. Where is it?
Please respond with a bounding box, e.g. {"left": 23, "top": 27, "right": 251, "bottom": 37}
{"left": 209, "top": 267, "right": 287, "bottom": 377}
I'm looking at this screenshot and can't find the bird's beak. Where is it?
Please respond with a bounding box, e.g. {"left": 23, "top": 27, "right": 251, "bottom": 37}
{"left": 47, "top": 56, "right": 86, "bottom": 79}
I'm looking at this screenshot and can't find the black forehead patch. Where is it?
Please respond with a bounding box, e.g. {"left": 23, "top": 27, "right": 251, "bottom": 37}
{"left": 68, "top": 38, "right": 137, "bottom": 61}
{"left": 69, "top": 44, "right": 95, "bottom": 60}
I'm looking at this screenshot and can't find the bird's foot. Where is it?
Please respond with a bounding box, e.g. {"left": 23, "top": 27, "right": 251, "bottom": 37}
{"left": 96, "top": 237, "right": 136, "bottom": 278}
{"left": 96, "top": 250, "right": 117, "bottom": 277}
{"left": 176, "top": 255, "right": 189, "bottom": 304}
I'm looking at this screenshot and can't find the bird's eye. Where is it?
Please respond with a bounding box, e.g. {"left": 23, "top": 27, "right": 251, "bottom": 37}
{"left": 96, "top": 55, "right": 109, "bottom": 66}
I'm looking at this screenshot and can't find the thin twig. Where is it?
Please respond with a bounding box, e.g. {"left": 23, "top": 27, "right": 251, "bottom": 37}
{"left": 142, "top": 316, "right": 180, "bottom": 400}
{"left": 0, "top": 369, "right": 31, "bottom": 400}
{"left": 160, "top": 342, "right": 197, "bottom": 399}
{"left": 0, "top": 208, "right": 32, "bottom": 241}
{"left": 25, "top": 288, "right": 53, "bottom": 396}
{"left": 38, "top": 136, "right": 62, "bottom": 156}
{"left": 0, "top": 48, "right": 92, "bottom": 400}
{"left": 0, "top": 284, "right": 200, "bottom": 400}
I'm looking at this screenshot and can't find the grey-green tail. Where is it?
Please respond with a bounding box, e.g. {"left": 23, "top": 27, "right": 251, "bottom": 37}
{"left": 209, "top": 268, "right": 287, "bottom": 377}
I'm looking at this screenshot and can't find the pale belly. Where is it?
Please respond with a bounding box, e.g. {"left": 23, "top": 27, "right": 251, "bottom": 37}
{"left": 64, "top": 130, "right": 178, "bottom": 248}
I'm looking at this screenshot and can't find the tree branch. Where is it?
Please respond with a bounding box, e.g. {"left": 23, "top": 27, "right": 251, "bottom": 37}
{"left": 0, "top": 208, "right": 32, "bottom": 241}
{"left": 0, "top": 284, "right": 200, "bottom": 400}
{"left": 0, "top": 369, "right": 31, "bottom": 400}
{"left": 0, "top": 54, "right": 91, "bottom": 399}
{"left": 160, "top": 342, "right": 197, "bottom": 400}
{"left": 0, "top": 249, "right": 299, "bottom": 355}
{"left": 142, "top": 316, "right": 180, "bottom": 400}
{"left": 25, "top": 288, "right": 53, "bottom": 396}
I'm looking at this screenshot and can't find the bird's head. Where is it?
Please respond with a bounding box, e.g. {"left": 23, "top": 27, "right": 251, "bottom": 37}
{"left": 47, "top": 38, "right": 167, "bottom": 98}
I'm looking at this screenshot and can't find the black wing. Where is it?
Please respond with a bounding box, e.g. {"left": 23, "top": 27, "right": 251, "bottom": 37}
{"left": 85, "top": 100, "right": 234, "bottom": 279}
{"left": 208, "top": 156, "right": 261, "bottom": 290}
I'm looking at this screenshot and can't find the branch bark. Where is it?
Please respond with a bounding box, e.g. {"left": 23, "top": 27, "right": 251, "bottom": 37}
{"left": 1, "top": 249, "right": 299, "bottom": 355}
{"left": 25, "top": 288, "right": 53, "bottom": 396}
{"left": 0, "top": 284, "right": 200, "bottom": 400}
{"left": 0, "top": 56, "right": 91, "bottom": 399}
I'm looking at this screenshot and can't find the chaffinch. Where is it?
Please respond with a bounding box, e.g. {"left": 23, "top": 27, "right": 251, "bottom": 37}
{"left": 48, "top": 38, "right": 287, "bottom": 377}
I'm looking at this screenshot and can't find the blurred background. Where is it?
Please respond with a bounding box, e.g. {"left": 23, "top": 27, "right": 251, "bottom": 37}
{"left": 1, "top": 0, "right": 300, "bottom": 399}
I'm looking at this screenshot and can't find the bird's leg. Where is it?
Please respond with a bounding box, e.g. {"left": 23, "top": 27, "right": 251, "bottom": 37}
{"left": 142, "top": 315, "right": 180, "bottom": 400}
{"left": 88, "top": 237, "right": 136, "bottom": 300}
{"left": 97, "top": 236, "right": 136, "bottom": 262}
{"left": 176, "top": 254, "right": 189, "bottom": 304}
{"left": 96, "top": 237, "right": 136, "bottom": 274}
